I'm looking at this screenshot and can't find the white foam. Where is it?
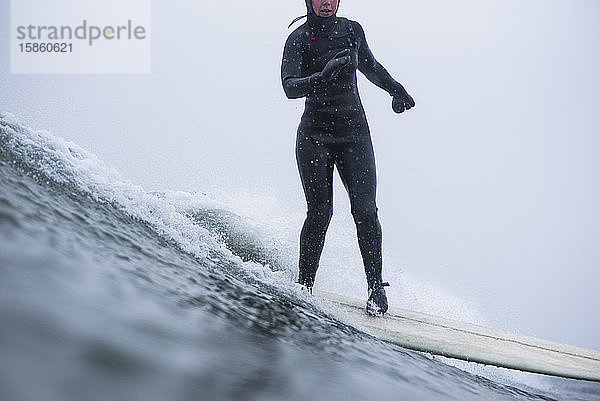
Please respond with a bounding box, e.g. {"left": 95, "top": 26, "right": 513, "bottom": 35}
{"left": 1, "top": 112, "right": 224, "bottom": 263}
{"left": 0, "top": 112, "right": 306, "bottom": 297}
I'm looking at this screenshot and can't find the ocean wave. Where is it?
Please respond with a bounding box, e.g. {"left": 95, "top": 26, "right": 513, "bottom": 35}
{"left": 0, "top": 112, "right": 293, "bottom": 282}
{"left": 1, "top": 112, "right": 585, "bottom": 401}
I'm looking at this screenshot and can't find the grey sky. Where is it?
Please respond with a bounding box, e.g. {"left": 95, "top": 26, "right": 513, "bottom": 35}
{"left": 1, "top": 0, "right": 599, "bottom": 349}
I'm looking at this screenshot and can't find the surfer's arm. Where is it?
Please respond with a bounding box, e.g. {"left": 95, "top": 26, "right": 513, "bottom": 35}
{"left": 355, "top": 22, "right": 408, "bottom": 97}
{"left": 281, "top": 34, "right": 322, "bottom": 99}
{"left": 355, "top": 22, "right": 415, "bottom": 113}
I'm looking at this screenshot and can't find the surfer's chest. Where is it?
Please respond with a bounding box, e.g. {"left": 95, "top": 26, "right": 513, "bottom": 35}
{"left": 302, "top": 27, "right": 359, "bottom": 73}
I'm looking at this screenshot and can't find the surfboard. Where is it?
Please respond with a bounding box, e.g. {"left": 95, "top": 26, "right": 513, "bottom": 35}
{"left": 314, "top": 289, "right": 600, "bottom": 382}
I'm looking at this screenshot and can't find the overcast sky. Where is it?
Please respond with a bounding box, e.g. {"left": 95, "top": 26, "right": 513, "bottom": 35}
{"left": 1, "top": 0, "right": 599, "bottom": 350}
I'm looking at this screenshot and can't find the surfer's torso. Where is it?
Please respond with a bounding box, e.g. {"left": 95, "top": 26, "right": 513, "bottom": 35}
{"left": 282, "top": 17, "right": 370, "bottom": 141}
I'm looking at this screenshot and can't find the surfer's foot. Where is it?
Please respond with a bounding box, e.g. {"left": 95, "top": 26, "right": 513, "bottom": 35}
{"left": 366, "top": 282, "right": 390, "bottom": 316}
{"left": 296, "top": 281, "right": 313, "bottom": 295}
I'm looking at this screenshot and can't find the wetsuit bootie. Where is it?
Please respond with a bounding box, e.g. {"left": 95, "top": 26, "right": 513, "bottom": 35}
{"left": 299, "top": 284, "right": 313, "bottom": 295}
{"left": 296, "top": 279, "right": 313, "bottom": 295}
{"left": 366, "top": 282, "right": 390, "bottom": 316}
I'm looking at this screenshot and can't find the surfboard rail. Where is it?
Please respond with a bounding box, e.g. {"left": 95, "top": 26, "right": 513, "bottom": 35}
{"left": 314, "top": 290, "right": 600, "bottom": 382}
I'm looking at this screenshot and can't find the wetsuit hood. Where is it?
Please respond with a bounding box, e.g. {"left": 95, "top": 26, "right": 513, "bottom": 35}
{"left": 305, "top": 0, "right": 340, "bottom": 32}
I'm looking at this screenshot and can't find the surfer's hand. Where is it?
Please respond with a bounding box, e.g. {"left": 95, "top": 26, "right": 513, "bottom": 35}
{"left": 320, "top": 49, "right": 351, "bottom": 83}
{"left": 392, "top": 87, "right": 415, "bottom": 114}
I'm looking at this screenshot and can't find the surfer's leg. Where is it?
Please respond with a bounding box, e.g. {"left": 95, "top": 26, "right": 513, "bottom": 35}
{"left": 296, "top": 131, "right": 335, "bottom": 288}
{"left": 335, "top": 136, "right": 383, "bottom": 290}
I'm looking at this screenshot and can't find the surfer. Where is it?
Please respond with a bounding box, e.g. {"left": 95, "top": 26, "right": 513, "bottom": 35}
{"left": 281, "top": 0, "right": 415, "bottom": 316}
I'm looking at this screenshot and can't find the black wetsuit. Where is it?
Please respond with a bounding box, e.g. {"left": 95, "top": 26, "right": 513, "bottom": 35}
{"left": 282, "top": 2, "right": 410, "bottom": 290}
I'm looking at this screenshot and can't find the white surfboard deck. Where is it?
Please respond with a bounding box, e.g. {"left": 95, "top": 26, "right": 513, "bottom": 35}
{"left": 314, "top": 289, "right": 600, "bottom": 382}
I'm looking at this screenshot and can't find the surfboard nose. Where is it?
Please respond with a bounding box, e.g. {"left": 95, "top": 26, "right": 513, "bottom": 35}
{"left": 314, "top": 289, "right": 600, "bottom": 382}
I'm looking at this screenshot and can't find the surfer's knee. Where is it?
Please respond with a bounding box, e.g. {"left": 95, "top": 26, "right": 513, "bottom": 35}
{"left": 350, "top": 202, "right": 378, "bottom": 225}
{"left": 307, "top": 201, "right": 333, "bottom": 224}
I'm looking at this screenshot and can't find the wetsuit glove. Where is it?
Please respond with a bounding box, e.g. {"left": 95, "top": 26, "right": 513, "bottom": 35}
{"left": 320, "top": 49, "right": 351, "bottom": 83}
{"left": 391, "top": 85, "right": 416, "bottom": 114}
